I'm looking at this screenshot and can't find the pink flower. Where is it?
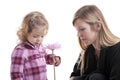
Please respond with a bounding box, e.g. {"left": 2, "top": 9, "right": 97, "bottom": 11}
{"left": 46, "top": 43, "right": 61, "bottom": 50}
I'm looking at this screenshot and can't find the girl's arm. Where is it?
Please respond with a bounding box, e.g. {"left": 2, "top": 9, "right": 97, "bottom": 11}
{"left": 10, "top": 49, "right": 25, "bottom": 80}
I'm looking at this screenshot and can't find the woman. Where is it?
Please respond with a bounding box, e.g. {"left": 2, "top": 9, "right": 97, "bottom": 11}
{"left": 70, "top": 5, "right": 120, "bottom": 80}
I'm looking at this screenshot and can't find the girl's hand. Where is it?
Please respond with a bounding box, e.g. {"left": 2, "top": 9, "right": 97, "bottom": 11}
{"left": 54, "top": 56, "right": 61, "bottom": 66}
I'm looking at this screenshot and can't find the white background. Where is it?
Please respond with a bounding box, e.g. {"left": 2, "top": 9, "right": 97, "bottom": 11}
{"left": 0, "top": 0, "right": 120, "bottom": 80}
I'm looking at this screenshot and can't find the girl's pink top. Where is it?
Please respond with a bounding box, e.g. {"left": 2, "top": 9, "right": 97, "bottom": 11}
{"left": 10, "top": 42, "right": 59, "bottom": 80}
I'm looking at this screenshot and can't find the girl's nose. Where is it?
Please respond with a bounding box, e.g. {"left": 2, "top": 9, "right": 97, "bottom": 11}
{"left": 36, "top": 39, "right": 41, "bottom": 43}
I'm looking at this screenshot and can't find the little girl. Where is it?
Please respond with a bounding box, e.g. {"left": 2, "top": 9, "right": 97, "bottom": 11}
{"left": 10, "top": 11, "right": 61, "bottom": 80}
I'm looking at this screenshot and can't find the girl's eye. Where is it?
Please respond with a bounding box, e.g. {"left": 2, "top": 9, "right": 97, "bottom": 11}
{"left": 41, "top": 36, "right": 44, "bottom": 38}
{"left": 33, "top": 35, "right": 44, "bottom": 38}
{"left": 33, "top": 35, "right": 39, "bottom": 38}
{"left": 33, "top": 36, "right": 37, "bottom": 38}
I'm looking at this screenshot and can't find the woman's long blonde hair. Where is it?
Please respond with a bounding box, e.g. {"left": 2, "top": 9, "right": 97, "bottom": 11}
{"left": 73, "top": 5, "right": 120, "bottom": 75}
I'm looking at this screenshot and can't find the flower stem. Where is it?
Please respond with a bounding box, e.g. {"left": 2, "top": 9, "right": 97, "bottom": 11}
{"left": 52, "top": 50, "right": 56, "bottom": 80}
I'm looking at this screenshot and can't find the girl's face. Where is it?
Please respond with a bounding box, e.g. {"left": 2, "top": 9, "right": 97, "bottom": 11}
{"left": 27, "top": 27, "right": 48, "bottom": 46}
{"left": 74, "top": 19, "right": 99, "bottom": 46}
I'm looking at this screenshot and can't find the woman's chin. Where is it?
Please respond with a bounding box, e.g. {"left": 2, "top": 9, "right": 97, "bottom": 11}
{"left": 84, "top": 42, "right": 91, "bottom": 46}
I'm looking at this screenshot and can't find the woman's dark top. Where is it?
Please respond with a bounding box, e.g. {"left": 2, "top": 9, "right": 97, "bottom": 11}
{"left": 70, "top": 42, "right": 120, "bottom": 80}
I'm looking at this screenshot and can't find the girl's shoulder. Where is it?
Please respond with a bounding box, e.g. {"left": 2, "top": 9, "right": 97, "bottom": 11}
{"left": 11, "top": 43, "right": 30, "bottom": 58}
{"left": 14, "top": 43, "right": 26, "bottom": 50}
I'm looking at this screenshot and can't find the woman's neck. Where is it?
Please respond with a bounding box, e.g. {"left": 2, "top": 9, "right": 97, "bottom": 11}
{"left": 92, "top": 41, "right": 101, "bottom": 58}
{"left": 95, "top": 48, "right": 100, "bottom": 58}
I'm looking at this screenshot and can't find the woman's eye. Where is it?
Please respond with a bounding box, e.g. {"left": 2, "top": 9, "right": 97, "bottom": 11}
{"left": 80, "top": 28, "right": 85, "bottom": 31}
{"left": 77, "top": 28, "right": 85, "bottom": 32}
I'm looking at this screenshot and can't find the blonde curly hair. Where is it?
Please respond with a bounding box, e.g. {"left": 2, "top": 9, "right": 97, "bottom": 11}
{"left": 17, "top": 11, "right": 48, "bottom": 43}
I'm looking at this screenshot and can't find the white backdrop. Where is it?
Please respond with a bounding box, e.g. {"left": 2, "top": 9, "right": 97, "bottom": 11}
{"left": 0, "top": 0, "right": 120, "bottom": 80}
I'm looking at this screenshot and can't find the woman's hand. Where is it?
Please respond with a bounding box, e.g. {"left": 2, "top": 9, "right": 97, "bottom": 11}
{"left": 70, "top": 77, "right": 75, "bottom": 80}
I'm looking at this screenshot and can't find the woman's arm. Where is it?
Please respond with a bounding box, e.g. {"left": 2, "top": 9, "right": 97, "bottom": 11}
{"left": 70, "top": 63, "right": 80, "bottom": 77}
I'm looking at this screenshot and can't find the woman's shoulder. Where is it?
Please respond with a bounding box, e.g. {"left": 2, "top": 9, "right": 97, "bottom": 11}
{"left": 105, "top": 42, "right": 120, "bottom": 56}
{"left": 102, "top": 42, "right": 120, "bottom": 50}
{"left": 109, "top": 41, "right": 120, "bottom": 50}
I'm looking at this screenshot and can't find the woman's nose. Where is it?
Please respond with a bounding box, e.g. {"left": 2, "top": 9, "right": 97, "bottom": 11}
{"left": 77, "top": 32, "right": 84, "bottom": 40}
{"left": 77, "top": 31, "right": 82, "bottom": 37}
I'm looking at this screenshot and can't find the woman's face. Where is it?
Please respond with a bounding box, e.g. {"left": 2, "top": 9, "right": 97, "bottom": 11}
{"left": 74, "top": 19, "right": 99, "bottom": 46}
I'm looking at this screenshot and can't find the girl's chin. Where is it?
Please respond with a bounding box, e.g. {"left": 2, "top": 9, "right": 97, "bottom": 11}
{"left": 32, "top": 43, "right": 40, "bottom": 46}
{"left": 35, "top": 44, "right": 40, "bottom": 46}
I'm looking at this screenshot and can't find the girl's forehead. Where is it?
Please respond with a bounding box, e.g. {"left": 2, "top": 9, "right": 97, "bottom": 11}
{"left": 31, "top": 27, "right": 48, "bottom": 35}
